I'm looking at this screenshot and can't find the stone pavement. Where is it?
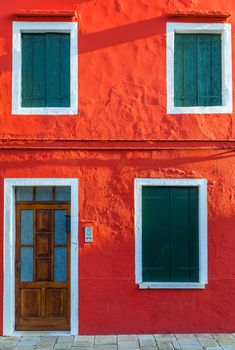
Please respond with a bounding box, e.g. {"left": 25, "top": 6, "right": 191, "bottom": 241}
{"left": 0, "top": 334, "right": 235, "bottom": 350}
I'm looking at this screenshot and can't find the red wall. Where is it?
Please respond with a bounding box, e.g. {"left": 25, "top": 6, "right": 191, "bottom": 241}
{"left": 0, "top": 0, "right": 235, "bottom": 334}
{"left": 0, "top": 149, "right": 235, "bottom": 333}
{"left": 1, "top": 0, "right": 235, "bottom": 140}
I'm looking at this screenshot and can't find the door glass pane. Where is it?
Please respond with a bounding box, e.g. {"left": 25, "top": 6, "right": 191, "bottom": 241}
{"left": 21, "top": 247, "right": 33, "bottom": 282}
{"left": 54, "top": 210, "right": 67, "bottom": 244}
{"left": 16, "top": 187, "right": 33, "bottom": 201}
{"left": 35, "top": 187, "right": 53, "bottom": 201}
{"left": 55, "top": 187, "right": 71, "bottom": 201}
{"left": 21, "top": 210, "right": 34, "bottom": 244}
{"left": 54, "top": 247, "right": 67, "bottom": 282}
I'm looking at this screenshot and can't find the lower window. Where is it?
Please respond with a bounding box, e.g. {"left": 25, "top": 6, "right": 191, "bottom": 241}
{"left": 135, "top": 179, "right": 208, "bottom": 289}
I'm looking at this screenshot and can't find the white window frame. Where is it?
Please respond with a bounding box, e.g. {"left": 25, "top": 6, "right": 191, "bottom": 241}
{"left": 12, "top": 22, "right": 78, "bottom": 115}
{"left": 135, "top": 178, "right": 208, "bottom": 289}
{"left": 167, "top": 22, "right": 232, "bottom": 114}
{"left": 3, "top": 178, "right": 79, "bottom": 335}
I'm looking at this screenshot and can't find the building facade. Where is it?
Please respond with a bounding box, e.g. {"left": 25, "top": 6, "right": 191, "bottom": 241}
{"left": 0, "top": 0, "right": 235, "bottom": 335}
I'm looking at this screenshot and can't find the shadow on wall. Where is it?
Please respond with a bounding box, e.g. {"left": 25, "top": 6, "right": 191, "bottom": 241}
{"left": 0, "top": 149, "right": 235, "bottom": 171}
{"left": 79, "top": 16, "right": 165, "bottom": 54}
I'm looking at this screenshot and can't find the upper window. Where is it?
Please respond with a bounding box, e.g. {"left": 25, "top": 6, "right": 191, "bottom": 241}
{"left": 135, "top": 178, "right": 207, "bottom": 289}
{"left": 167, "top": 23, "right": 232, "bottom": 114}
{"left": 12, "top": 22, "right": 78, "bottom": 115}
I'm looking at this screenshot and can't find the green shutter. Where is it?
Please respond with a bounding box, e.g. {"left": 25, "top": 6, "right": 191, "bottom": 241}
{"left": 22, "top": 34, "right": 46, "bottom": 107}
{"left": 142, "top": 187, "right": 170, "bottom": 282}
{"left": 142, "top": 186, "right": 199, "bottom": 282}
{"left": 174, "top": 33, "right": 222, "bottom": 107}
{"left": 22, "top": 33, "right": 70, "bottom": 108}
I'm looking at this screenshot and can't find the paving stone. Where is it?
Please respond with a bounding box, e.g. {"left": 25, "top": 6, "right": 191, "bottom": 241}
{"left": 0, "top": 334, "right": 232, "bottom": 350}
{"left": 73, "top": 336, "right": 94, "bottom": 346}
{"left": 213, "top": 334, "right": 235, "bottom": 343}
{"left": 14, "top": 345, "right": 35, "bottom": 350}
{"left": 19, "top": 340, "right": 38, "bottom": 345}
{"left": 118, "top": 345, "right": 140, "bottom": 350}
{"left": 39, "top": 337, "right": 58, "bottom": 343}
{"left": 219, "top": 344, "right": 235, "bottom": 350}
{"left": 118, "top": 341, "right": 139, "bottom": 349}
{"left": 117, "top": 335, "right": 138, "bottom": 342}
{"left": 54, "top": 342, "right": 73, "bottom": 349}
{"left": 1, "top": 342, "right": 19, "bottom": 347}
{"left": 178, "top": 341, "right": 202, "bottom": 349}
{"left": 195, "top": 334, "right": 213, "bottom": 339}
{"left": 198, "top": 338, "right": 218, "bottom": 347}
{"left": 95, "top": 336, "right": 117, "bottom": 345}
{"left": 178, "top": 342, "right": 201, "bottom": 348}
{"left": 171, "top": 339, "right": 181, "bottom": 350}
{"left": 2, "top": 345, "right": 18, "bottom": 350}
{"left": 57, "top": 337, "right": 74, "bottom": 343}
{"left": 138, "top": 335, "right": 156, "bottom": 347}
{"left": 35, "top": 343, "right": 54, "bottom": 349}
{"left": 154, "top": 335, "right": 176, "bottom": 341}
{"left": 94, "top": 346, "right": 118, "bottom": 350}
{"left": 157, "top": 340, "right": 175, "bottom": 349}
{"left": 175, "top": 335, "right": 197, "bottom": 341}
{"left": 1, "top": 338, "right": 21, "bottom": 343}
{"left": 71, "top": 347, "right": 94, "bottom": 350}
{"left": 118, "top": 348, "right": 139, "bottom": 350}
{"left": 22, "top": 336, "right": 40, "bottom": 340}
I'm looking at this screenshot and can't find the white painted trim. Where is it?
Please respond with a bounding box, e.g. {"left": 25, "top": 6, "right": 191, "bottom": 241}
{"left": 12, "top": 331, "right": 70, "bottom": 336}
{"left": 12, "top": 22, "right": 78, "bottom": 115}
{"left": 139, "top": 282, "right": 205, "bottom": 289}
{"left": 134, "top": 178, "right": 208, "bottom": 289}
{"left": 166, "top": 22, "right": 232, "bottom": 114}
{"left": 3, "top": 178, "right": 79, "bottom": 335}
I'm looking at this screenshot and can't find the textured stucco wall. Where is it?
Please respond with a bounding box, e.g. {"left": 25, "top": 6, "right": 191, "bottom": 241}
{"left": 0, "top": 0, "right": 235, "bottom": 140}
{"left": 0, "top": 0, "right": 235, "bottom": 334}
{"left": 0, "top": 149, "right": 235, "bottom": 333}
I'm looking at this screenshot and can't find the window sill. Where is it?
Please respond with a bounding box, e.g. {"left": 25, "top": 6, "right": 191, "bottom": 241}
{"left": 167, "top": 106, "right": 232, "bottom": 115}
{"left": 12, "top": 107, "right": 78, "bottom": 115}
{"left": 139, "top": 282, "right": 206, "bottom": 289}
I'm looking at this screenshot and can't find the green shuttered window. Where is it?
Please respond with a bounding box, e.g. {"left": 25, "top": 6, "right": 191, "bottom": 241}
{"left": 22, "top": 33, "right": 70, "bottom": 108}
{"left": 142, "top": 186, "right": 199, "bottom": 283}
{"left": 174, "top": 34, "right": 222, "bottom": 107}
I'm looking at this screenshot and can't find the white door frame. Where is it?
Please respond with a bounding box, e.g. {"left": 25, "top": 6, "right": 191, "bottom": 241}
{"left": 3, "top": 178, "right": 79, "bottom": 335}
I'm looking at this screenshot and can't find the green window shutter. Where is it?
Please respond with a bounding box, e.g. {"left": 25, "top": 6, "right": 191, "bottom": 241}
{"left": 22, "top": 33, "right": 70, "bottom": 108}
{"left": 22, "top": 34, "right": 46, "bottom": 107}
{"left": 142, "top": 187, "right": 170, "bottom": 282}
{"left": 197, "top": 34, "right": 222, "bottom": 106}
{"left": 174, "top": 33, "right": 222, "bottom": 107}
{"left": 142, "top": 186, "right": 199, "bottom": 283}
{"left": 174, "top": 34, "right": 197, "bottom": 107}
{"left": 45, "top": 34, "right": 70, "bottom": 107}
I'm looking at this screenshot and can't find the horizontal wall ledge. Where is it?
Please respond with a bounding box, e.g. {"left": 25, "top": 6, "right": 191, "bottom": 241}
{"left": 12, "top": 10, "right": 78, "bottom": 21}
{"left": 168, "top": 10, "right": 231, "bottom": 22}
{"left": 0, "top": 140, "right": 235, "bottom": 150}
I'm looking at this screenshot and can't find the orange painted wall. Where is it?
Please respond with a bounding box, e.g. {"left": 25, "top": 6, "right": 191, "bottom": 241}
{"left": 0, "top": 0, "right": 235, "bottom": 334}
{"left": 0, "top": 0, "right": 235, "bottom": 140}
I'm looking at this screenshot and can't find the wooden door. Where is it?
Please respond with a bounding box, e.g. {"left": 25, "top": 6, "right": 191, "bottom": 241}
{"left": 15, "top": 203, "right": 70, "bottom": 330}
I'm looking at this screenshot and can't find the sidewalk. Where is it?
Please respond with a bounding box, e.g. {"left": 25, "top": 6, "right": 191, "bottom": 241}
{"left": 0, "top": 334, "right": 235, "bottom": 350}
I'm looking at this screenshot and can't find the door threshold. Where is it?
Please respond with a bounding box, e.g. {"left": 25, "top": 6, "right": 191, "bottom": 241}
{"left": 12, "top": 331, "right": 71, "bottom": 336}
